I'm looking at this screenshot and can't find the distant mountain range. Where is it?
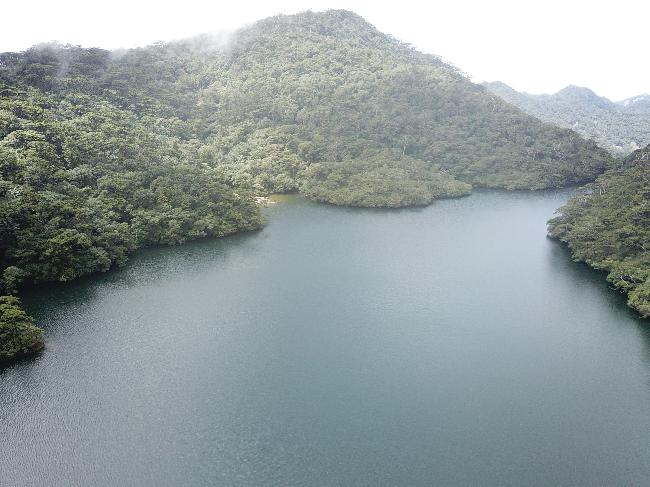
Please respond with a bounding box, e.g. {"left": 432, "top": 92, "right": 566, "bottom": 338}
{"left": 483, "top": 82, "right": 650, "bottom": 155}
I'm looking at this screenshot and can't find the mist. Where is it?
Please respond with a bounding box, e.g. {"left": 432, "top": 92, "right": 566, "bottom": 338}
{"left": 2, "top": 0, "right": 648, "bottom": 100}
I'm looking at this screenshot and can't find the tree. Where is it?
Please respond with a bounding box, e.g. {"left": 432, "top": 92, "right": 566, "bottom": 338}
{"left": 0, "top": 295, "right": 43, "bottom": 365}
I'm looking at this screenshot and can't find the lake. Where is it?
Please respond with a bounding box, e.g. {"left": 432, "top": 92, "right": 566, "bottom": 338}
{"left": 1, "top": 190, "right": 649, "bottom": 486}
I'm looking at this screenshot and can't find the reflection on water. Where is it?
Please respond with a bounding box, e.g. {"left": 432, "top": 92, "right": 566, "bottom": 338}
{"left": 1, "top": 190, "right": 649, "bottom": 487}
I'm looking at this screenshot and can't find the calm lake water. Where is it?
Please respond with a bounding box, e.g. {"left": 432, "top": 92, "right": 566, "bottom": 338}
{"left": 1, "top": 190, "right": 649, "bottom": 486}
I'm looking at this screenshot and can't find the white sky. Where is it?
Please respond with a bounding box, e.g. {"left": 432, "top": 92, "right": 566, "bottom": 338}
{"left": 1, "top": 0, "right": 647, "bottom": 101}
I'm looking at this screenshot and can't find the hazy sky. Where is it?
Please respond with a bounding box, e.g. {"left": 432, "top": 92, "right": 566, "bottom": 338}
{"left": 2, "top": 0, "right": 648, "bottom": 100}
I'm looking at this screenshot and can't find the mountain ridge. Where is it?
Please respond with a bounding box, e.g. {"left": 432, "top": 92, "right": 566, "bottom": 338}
{"left": 484, "top": 80, "right": 650, "bottom": 154}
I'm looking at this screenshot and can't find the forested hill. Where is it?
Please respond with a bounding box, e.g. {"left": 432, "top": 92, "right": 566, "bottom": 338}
{"left": 548, "top": 144, "right": 650, "bottom": 317}
{"left": 3, "top": 11, "right": 611, "bottom": 198}
{"left": 483, "top": 81, "right": 650, "bottom": 155}
{"left": 191, "top": 11, "right": 611, "bottom": 196}
{"left": 0, "top": 9, "right": 612, "bottom": 294}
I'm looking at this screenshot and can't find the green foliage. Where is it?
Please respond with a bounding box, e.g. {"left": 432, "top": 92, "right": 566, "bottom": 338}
{"left": 300, "top": 151, "right": 471, "bottom": 207}
{"left": 484, "top": 82, "right": 650, "bottom": 156}
{"left": 184, "top": 11, "right": 612, "bottom": 195}
{"left": 0, "top": 82, "right": 262, "bottom": 292}
{"left": 548, "top": 145, "right": 650, "bottom": 317}
{"left": 0, "top": 295, "right": 43, "bottom": 365}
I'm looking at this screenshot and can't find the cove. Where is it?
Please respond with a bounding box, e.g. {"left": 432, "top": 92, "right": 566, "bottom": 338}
{"left": 1, "top": 190, "right": 649, "bottom": 486}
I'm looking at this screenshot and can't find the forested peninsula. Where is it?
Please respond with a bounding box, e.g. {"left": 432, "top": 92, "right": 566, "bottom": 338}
{"left": 0, "top": 10, "right": 616, "bottom": 364}
{"left": 549, "top": 144, "right": 650, "bottom": 317}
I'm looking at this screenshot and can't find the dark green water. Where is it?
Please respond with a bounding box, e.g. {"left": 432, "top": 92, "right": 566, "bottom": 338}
{"left": 1, "top": 190, "right": 649, "bottom": 486}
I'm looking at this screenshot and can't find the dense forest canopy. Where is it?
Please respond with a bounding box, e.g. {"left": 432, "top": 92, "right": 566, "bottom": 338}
{"left": 3, "top": 11, "right": 612, "bottom": 198}
{"left": 484, "top": 81, "right": 650, "bottom": 155}
{"left": 0, "top": 83, "right": 262, "bottom": 292}
{"left": 548, "top": 144, "right": 650, "bottom": 317}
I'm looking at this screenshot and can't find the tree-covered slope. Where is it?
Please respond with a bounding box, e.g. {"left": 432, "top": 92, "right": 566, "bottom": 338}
{"left": 548, "top": 145, "right": 650, "bottom": 317}
{"left": 484, "top": 81, "right": 650, "bottom": 155}
{"left": 186, "top": 11, "right": 612, "bottom": 194}
{"left": 3, "top": 11, "right": 612, "bottom": 198}
{"left": 0, "top": 81, "right": 262, "bottom": 294}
